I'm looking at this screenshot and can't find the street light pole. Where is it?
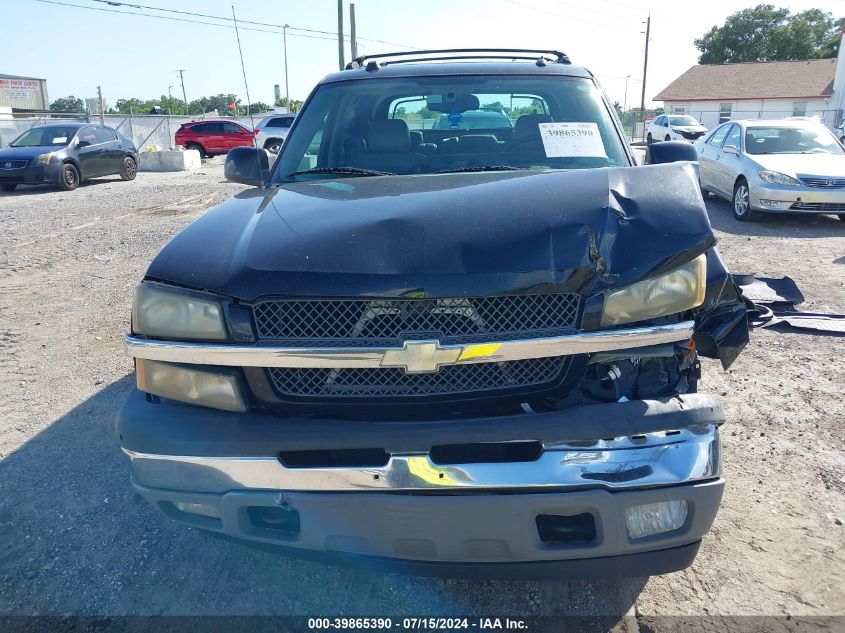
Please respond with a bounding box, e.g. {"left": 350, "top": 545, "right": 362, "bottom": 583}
{"left": 639, "top": 14, "right": 651, "bottom": 142}
{"left": 283, "top": 24, "right": 290, "bottom": 110}
{"left": 167, "top": 85, "right": 174, "bottom": 149}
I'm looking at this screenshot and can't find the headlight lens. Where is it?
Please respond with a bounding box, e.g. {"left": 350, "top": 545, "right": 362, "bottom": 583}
{"left": 600, "top": 254, "right": 706, "bottom": 327}
{"left": 36, "top": 152, "right": 54, "bottom": 165}
{"left": 758, "top": 170, "right": 802, "bottom": 186}
{"left": 136, "top": 359, "right": 246, "bottom": 412}
{"left": 132, "top": 283, "right": 227, "bottom": 340}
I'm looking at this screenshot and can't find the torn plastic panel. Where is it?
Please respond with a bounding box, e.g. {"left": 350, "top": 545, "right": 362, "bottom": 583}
{"left": 693, "top": 249, "right": 750, "bottom": 369}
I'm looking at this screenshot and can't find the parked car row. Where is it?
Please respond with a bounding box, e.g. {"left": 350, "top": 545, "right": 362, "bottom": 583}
{"left": 0, "top": 113, "right": 296, "bottom": 192}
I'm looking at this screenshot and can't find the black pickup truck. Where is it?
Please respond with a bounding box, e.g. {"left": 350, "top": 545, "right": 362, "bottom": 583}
{"left": 117, "top": 49, "right": 749, "bottom": 580}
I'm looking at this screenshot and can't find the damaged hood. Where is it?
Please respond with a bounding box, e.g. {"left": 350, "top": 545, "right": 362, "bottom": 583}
{"left": 146, "top": 162, "right": 716, "bottom": 301}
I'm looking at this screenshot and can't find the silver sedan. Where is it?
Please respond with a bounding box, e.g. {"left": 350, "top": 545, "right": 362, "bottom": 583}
{"left": 694, "top": 119, "right": 845, "bottom": 221}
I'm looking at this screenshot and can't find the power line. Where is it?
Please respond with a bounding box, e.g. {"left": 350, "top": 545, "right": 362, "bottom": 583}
{"left": 32, "top": 0, "right": 341, "bottom": 41}
{"left": 82, "top": 0, "right": 421, "bottom": 49}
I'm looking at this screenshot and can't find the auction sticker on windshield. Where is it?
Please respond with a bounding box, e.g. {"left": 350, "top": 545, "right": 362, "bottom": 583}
{"left": 539, "top": 122, "right": 606, "bottom": 158}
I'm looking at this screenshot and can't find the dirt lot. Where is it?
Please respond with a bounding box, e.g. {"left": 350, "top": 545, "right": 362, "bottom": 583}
{"left": 0, "top": 160, "right": 843, "bottom": 625}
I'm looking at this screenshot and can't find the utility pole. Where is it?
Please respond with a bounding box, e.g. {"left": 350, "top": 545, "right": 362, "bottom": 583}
{"left": 349, "top": 3, "right": 358, "bottom": 61}
{"left": 639, "top": 14, "right": 651, "bottom": 142}
{"left": 283, "top": 24, "right": 290, "bottom": 109}
{"left": 167, "top": 85, "right": 174, "bottom": 148}
{"left": 176, "top": 69, "right": 188, "bottom": 115}
{"left": 96, "top": 85, "right": 105, "bottom": 124}
{"left": 337, "top": 0, "right": 344, "bottom": 71}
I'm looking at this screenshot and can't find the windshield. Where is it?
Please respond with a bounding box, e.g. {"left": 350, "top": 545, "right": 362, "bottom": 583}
{"left": 745, "top": 126, "right": 845, "bottom": 155}
{"left": 271, "top": 75, "right": 628, "bottom": 182}
{"left": 10, "top": 126, "right": 78, "bottom": 147}
{"left": 669, "top": 116, "right": 698, "bottom": 126}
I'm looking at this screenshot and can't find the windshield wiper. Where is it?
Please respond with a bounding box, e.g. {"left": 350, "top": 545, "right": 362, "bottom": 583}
{"left": 438, "top": 165, "right": 528, "bottom": 173}
{"left": 286, "top": 167, "right": 396, "bottom": 179}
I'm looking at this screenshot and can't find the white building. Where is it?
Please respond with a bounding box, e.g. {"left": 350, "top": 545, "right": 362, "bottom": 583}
{"left": 85, "top": 97, "right": 109, "bottom": 115}
{"left": 654, "top": 32, "right": 845, "bottom": 130}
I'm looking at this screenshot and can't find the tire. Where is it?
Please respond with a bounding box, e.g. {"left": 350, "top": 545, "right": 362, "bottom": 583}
{"left": 665, "top": 134, "right": 671, "bottom": 141}
{"left": 1, "top": 184, "right": 17, "bottom": 192}
{"left": 57, "top": 163, "right": 79, "bottom": 191}
{"left": 264, "top": 139, "right": 282, "bottom": 154}
{"left": 646, "top": 133, "right": 653, "bottom": 144}
{"left": 187, "top": 143, "right": 206, "bottom": 158}
{"left": 732, "top": 179, "right": 758, "bottom": 221}
{"left": 119, "top": 156, "right": 137, "bottom": 181}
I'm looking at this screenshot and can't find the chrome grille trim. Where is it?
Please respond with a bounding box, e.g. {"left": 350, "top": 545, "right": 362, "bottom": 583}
{"left": 797, "top": 175, "right": 845, "bottom": 188}
{"left": 123, "top": 321, "right": 695, "bottom": 369}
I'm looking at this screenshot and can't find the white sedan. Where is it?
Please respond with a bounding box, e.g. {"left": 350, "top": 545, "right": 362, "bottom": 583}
{"left": 647, "top": 115, "right": 707, "bottom": 144}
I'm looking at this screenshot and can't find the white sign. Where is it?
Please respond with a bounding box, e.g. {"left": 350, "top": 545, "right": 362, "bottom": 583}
{"left": 0, "top": 78, "right": 39, "bottom": 101}
{"left": 538, "top": 122, "right": 606, "bottom": 158}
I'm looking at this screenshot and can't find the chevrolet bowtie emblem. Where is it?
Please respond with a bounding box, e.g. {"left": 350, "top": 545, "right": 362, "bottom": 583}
{"left": 380, "top": 340, "right": 502, "bottom": 374}
{"left": 380, "top": 340, "right": 461, "bottom": 374}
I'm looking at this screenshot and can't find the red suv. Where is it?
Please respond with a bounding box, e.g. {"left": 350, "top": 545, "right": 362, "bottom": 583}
{"left": 174, "top": 120, "right": 257, "bottom": 157}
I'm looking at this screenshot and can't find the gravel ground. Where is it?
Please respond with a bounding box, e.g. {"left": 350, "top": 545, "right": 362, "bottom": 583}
{"left": 0, "top": 160, "right": 843, "bottom": 625}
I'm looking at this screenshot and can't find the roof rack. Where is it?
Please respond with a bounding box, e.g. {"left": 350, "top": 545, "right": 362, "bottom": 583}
{"left": 345, "top": 48, "right": 571, "bottom": 70}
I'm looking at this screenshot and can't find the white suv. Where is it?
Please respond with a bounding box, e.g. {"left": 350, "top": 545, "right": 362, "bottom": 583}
{"left": 647, "top": 115, "right": 707, "bottom": 144}
{"left": 254, "top": 114, "right": 295, "bottom": 153}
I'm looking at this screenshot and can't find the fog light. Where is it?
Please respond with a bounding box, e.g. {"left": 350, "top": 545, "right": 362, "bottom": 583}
{"left": 173, "top": 501, "right": 220, "bottom": 519}
{"left": 625, "top": 500, "right": 688, "bottom": 539}
{"left": 759, "top": 199, "right": 785, "bottom": 208}
{"left": 136, "top": 358, "right": 246, "bottom": 412}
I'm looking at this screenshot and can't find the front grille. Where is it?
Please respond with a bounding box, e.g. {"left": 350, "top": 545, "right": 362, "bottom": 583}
{"left": 0, "top": 160, "right": 28, "bottom": 170}
{"left": 267, "top": 356, "right": 568, "bottom": 399}
{"left": 790, "top": 201, "right": 845, "bottom": 211}
{"left": 798, "top": 176, "right": 845, "bottom": 188}
{"left": 252, "top": 294, "right": 581, "bottom": 345}
{"left": 681, "top": 131, "right": 704, "bottom": 140}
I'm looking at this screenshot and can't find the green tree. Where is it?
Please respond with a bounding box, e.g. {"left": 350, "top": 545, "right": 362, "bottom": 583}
{"left": 248, "top": 102, "right": 270, "bottom": 115}
{"left": 274, "top": 96, "right": 303, "bottom": 113}
{"left": 695, "top": 4, "right": 843, "bottom": 63}
{"left": 49, "top": 96, "right": 85, "bottom": 113}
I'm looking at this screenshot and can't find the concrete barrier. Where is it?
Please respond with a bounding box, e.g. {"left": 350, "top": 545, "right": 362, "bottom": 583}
{"left": 138, "top": 149, "right": 201, "bottom": 172}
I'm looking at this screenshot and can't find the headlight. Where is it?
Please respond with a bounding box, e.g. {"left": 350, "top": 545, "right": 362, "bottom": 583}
{"left": 132, "top": 283, "right": 227, "bottom": 340}
{"left": 600, "top": 254, "right": 706, "bottom": 327}
{"left": 36, "top": 152, "right": 54, "bottom": 165}
{"left": 758, "top": 170, "right": 802, "bottom": 186}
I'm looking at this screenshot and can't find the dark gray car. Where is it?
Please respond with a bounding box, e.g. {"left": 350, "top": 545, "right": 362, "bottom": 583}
{"left": 0, "top": 122, "right": 138, "bottom": 192}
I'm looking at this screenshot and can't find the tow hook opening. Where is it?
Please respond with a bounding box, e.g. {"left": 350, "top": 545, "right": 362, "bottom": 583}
{"left": 247, "top": 505, "right": 302, "bottom": 535}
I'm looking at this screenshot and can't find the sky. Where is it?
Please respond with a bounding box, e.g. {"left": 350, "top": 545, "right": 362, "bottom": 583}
{"left": 5, "top": 0, "right": 845, "bottom": 110}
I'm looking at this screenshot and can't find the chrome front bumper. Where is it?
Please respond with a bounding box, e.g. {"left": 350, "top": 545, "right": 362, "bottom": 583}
{"left": 124, "top": 424, "right": 720, "bottom": 494}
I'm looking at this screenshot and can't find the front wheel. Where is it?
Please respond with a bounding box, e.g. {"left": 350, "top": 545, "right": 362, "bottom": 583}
{"left": 1, "top": 184, "right": 17, "bottom": 192}
{"left": 646, "top": 133, "right": 653, "bottom": 144}
{"left": 265, "top": 140, "right": 282, "bottom": 154}
{"left": 732, "top": 179, "right": 758, "bottom": 221}
{"left": 665, "top": 134, "right": 671, "bottom": 141}
{"left": 120, "top": 156, "right": 137, "bottom": 181}
{"left": 57, "top": 163, "right": 79, "bottom": 191}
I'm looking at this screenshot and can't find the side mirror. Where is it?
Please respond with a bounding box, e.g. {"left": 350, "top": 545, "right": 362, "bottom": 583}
{"left": 224, "top": 146, "right": 269, "bottom": 186}
{"left": 644, "top": 140, "right": 699, "bottom": 165}
{"left": 723, "top": 144, "right": 739, "bottom": 155}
